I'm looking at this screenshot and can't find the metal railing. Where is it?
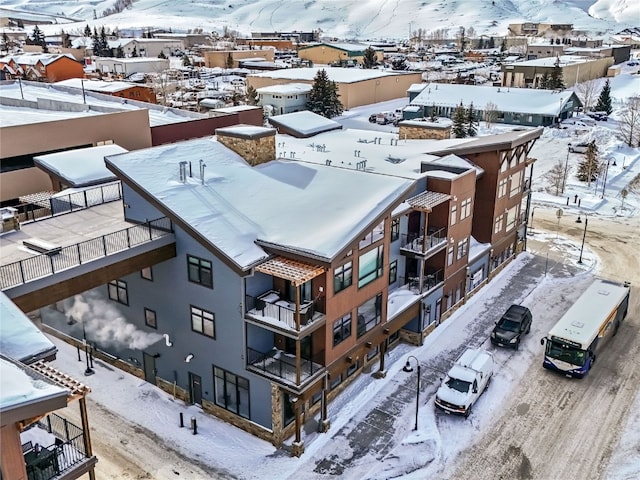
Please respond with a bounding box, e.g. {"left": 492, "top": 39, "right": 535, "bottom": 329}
{"left": 400, "top": 226, "right": 447, "bottom": 255}
{"left": 1, "top": 217, "right": 172, "bottom": 290}
{"left": 17, "top": 183, "right": 122, "bottom": 223}
{"left": 24, "top": 413, "right": 90, "bottom": 480}
{"left": 400, "top": 269, "right": 444, "bottom": 293}
{"left": 245, "top": 291, "right": 318, "bottom": 330}
{"left": 246, "top": 347, "right": 324, "bottom": 385}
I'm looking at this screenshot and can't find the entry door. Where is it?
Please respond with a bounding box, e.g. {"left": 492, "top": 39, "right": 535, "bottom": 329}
{"left": 189, "top": 372, "right": 202, "bottom": 406}
{"left": 142, "top": 352, "right": 156, "bottom": 384}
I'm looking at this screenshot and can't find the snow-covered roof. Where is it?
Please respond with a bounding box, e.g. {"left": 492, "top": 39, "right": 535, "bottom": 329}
{"left": 97, "top": 57, "right": 169, "bottom": 64}
{"left": 211, "top": 105, "right": 261, "bottom": 113}
{"left": 256, "top": 83, "right": 312, "bottom": 94}
{"left": 249, "top": 67, "right": 409, "bottom": 84}
{"left": 34, "top": 144, "right": 126, "bottom": 187}
{"left": 105, "top": 137, "right": 414, "bottom": 270}
{"left": 268, "top": 111, "right": 342, "bottom": 137}
{"left": 407, "top": 83, "right": 427, "bottom": 93}
{"left": 300, "top": 42, "right": 371, "bottom": 53}
{"left": 0, "top": 53, "right": 78, "bottom": 66}
{"left": 0, "top": 293, "right": 56, "bottom": 365}
{"left": 504, "top": 54, "right": 598, "bottom": 68}
{"left": 54, "top": 78, "right": 149, "bottom": 94}
{"left": 410, "top": 83, "right": 575, "bottom": 115}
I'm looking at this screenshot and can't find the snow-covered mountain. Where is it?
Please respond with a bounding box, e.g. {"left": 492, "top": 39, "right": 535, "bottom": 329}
{"left": 1, "top": 0, "right": 637, "bottom": 39}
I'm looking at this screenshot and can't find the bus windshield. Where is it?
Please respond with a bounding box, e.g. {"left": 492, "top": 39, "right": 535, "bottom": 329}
{"left": 546, "top": 340, "right": 587, "bottom": 366}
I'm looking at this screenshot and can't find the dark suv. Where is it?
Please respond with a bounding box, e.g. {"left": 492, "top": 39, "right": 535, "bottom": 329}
{"left": 490, "top": 305, "right": 533, "bottom": 350}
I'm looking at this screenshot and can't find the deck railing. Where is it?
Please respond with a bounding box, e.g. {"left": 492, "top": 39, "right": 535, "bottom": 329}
{"left": 246, "top": 347, "right": 324, "bottom": 385}
{"left": 400, "top": 227, "right": 447, "bottom": 255}
{"left": 1, "top": 217, "right": 172, "bottom": 290}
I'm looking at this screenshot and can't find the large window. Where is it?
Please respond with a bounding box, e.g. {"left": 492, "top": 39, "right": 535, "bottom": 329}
{"left": 389, "top": 260, "right": 398, "bottom": 284}
{"left": 359, "top": 221, "right": 384, "bottom": 249}
{"left": 108, "top": 280, "right": 128, "bottom": 305}
{"left": 357, "top": 293, "right": 383, "bottom": 338}
{"left": 191, "top": 306, "right": 215, "bottom": 338}
{"left": 498, "top": 178, "right": 508, "bottom": 198}
{"left": 460, "top": 198, "right": 472, "bottom": 220}
{"left": 510, "top": 170, "right": 523, "bottom": 197}
{"left": 506, "top": 206, "right": 519, "bottom": 231}
{"left": 450, "top": 204, "right": 457, "bottom": 225}
{"left": 214, "top": 366, "right": 249, "bottom": 419}
{"left": 333, "top": 313, "right": 352, "bottom": 346}
{"left": 494, "top": 214, "right": 504, "bottom": 234}
{"left": 358, "top": 246, "right": 384, "bottom": 288}
{"left": 144, "top": 308, "right": 157, "bottom": 329}
{"left": 456, "top": 237, "right": 468, "bottom": 260}
{"left": 390, "top": 218, "right": 400, "bottom": 242}
{"left": 334, "top": 261, "right": 353, "bottom": 294}
{"left": 187, "top": 255, "right": 213, "bottom": 288}
{"left": 447, "top": 245, "right": 454, "bottom": 266}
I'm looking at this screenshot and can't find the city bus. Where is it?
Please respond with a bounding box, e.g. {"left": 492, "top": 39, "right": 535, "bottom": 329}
{"left": 540, "top": 278, "right": 630, "bottom": 378}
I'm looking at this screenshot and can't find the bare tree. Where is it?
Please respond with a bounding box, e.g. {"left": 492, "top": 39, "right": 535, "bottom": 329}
{"left": 484, "top": 101, "right": 498, "bottom": 127}
{"left": 546, "top": 160, "right": 566, "bottom": 196}
{"left": 619, "top": 96, "right": 640, "bottom": 147}
{"left": 620, "top": 188, "right": 628, "bottom": 210}
{"left": 574, "top": 79, "right": 602, "bottom": 113}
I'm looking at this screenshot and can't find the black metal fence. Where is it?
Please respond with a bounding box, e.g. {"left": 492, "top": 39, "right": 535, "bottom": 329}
{"left": 400, "top": 226, "right": 447, "bottom": 254}
{"left": 246, "top": 347, "right": 324, "bottom": 384}
{"left": 1, "top": 217, "right": 172, "bottom": 290}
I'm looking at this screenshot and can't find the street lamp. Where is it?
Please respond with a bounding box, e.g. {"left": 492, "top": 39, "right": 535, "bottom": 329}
{"left": 82, "top": 322, "right": 94, "bottom": 376}
{"left": 403, "top": 355, "right": 421, "bottom": 431}
{"left": 530, "top": 206, "right": 537, "bottom": 231}
{"left": 578, "top": 215, "right": 588, "bottom": 264}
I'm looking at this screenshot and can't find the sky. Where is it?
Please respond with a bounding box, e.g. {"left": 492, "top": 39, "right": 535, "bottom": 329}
{"left": 20, "top": 67, "right": 640, "bottom": 479}
{"left": 3, "top": 0, "right": 637, "bottom": 40}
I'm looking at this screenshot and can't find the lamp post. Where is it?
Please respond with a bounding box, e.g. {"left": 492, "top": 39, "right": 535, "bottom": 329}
{"left": 578, "top": 215, "right": 588, "bottom": 264}
{"left": 601, "top": 157, "right": 611, "bottom": 199}
{"left": 82, "top": 322, "right": 94, "bottom": 376}
{"left": 403, "top": 355, "right": 420, "bottom": 431}
{"left": 530, "top": 206, "right": 537, "bottom": 231}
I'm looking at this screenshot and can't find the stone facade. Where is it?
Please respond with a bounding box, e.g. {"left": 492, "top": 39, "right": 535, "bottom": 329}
{"left": 215, "top": 126, "right": 276, "bottom": 166}
{"left": 399, "top": 122, "right": 452, "bottom": 140}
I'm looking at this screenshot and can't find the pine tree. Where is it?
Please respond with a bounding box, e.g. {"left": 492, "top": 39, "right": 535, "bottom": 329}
{"left": 92, "top": 28, "right": 101, "bottom": 56}
{"left": 362, "top": 47, "right": 377, "bottom": 69}
{"left": 539, "top": 72, "right": 550, "bottom": 89}
{"left": 487, "top": 36, "right": 495, "bottom": 49}
{"left": 577, "top": 141, "right": 601, "bottom": 186}
{"left": 84, "top": 24, "right": 92, "bottom": 38}
{"left": 31, "top": 25, "right": 45, "bottom": 47}
{"left": 99, "top": 26, "right": 109, "bottom": 56}
{"left": 182, "top": 55, "right": 191, "bottom": 66}
{"left": 466, "top": 102, "right": 477, "bottom": 137}
{"left": 549, "top": 57, "right": 565, "bottom": 90}
{"left": 246, "top": 85, "right": 258, "bottom": 106}
{"left": 1, "top": 32, "right": 9, "bottom": 53}
{"left": 226, "top": 52, "right": 234, "bottom": 69}
{"left": 452, "top": 102, "right": 467, "bottom": 138}
{"left": 158, "top": 50, "right": 167, "bottom": 59}
{"left": 595, "top": 79, "right": 613, "bottom": 114}
{"left": 131, "top": 46, "right": 138, "bottom": 57}
{"left": 61, "top": 29, "right": 71, "bottom": 48}
{"left": 391, "top": 56, "right": 407, "bottom": 71}
{"left": 116, "top": 45, "right": 125, "bottom": 58}
{"left": 307, "top": 69, "right": 344, "bottom": 118}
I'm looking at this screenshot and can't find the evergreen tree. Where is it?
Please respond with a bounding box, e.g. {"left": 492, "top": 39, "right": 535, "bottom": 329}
{"left": 466, "top": 102, "right": 477, "bottom": 137}
{"left": 539, "top": 72, "right": 550, "bottom": 89}
{"left": 31, "top": 25, "right": 45, "bottom": 48}
{"left": 84, "top": 24, "right": 92, "bottom": 38}
{"left": 226, "top": 52, "right": 234, "bottom": 69}
{"left": 116, "top": 45, "right": 125, "bottom": 58}
{"left": 362, "top": 47, "right": 377, "bottom": 69}
{"left": 500, "top": 38, "right": 506, "bottom": 53}
{"left": 391, "top": 56, "right": 407, "bottom": 71}
{"left": 246, "top": 85, "right": 258, "bottom": 106}
{"left": 61, "top": 29, "right": 71, "bottom": 48}
{"left": 158, "top": 50, "right": 167, "bottom": 59}
{"left": 1, "top": 32, "right": 9, "bottom": 53}
{"left": 549, "top": 57, "right": 565, "bottom": 90}
{"left": 307, "top": 69, "right": 344, "bottom": 118}
{"left": 92, "top": 28, "right": 101, "bottom": 56}
{"left": 131, "top": 45, "right": 138, "bottom": 57}
{"left": 429, "top": 103, "right": 437, "bottom": 122}
{"left": 182, "top": 54, "right": 191, "bottom": 66}
{"left": 487, "top": 36, "right": 495, "bottom": 49}
{"left": 452, "top": 102, "right": 468, "bottom": 138}
{"left": 577, "top": 141, "right": 601, "bottom": 185}
{"left": 100, "top": 26, "right": 109, "bottom": 56}
{"left": 595, "top": 79, "right": 613, "bottom": 114}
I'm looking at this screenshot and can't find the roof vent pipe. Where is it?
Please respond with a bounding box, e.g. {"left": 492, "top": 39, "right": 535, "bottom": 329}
{"left": 199, "top": 159, "right": 206, "bottom": 185}
{"left": 179, "top": 161, "right": 187, "bottom": 183}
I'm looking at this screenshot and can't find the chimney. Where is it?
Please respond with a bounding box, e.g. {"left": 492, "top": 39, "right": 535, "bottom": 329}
{"left": 215, "top": 125, "right": 276, "bottom": 166}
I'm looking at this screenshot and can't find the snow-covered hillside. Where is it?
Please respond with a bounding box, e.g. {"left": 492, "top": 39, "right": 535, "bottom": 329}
{"left": 0, "top": 0, "right": 635, "bottom": 40}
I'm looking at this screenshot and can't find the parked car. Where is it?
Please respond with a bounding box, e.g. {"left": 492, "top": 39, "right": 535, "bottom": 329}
{"left": 368, "top": 114, "right": 377, "bottom": 123}
{"left": 434, "top": 348, "right": 494, "bottom": 418}
{"left": 376, "top": 111, "right": 396, "bottom": 125}
{"left": 587, "top": 111, "right": 608, "bottom": 121}
{"left": 490, "top": 304, "right": 533, "bottom": 350}
{"left": 568, "top": 142, "right": 589, "bottom": 153}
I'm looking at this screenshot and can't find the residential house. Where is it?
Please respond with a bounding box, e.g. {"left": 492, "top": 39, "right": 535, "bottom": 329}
{"left": 0, "top": 53, "right": 84, "bottom": 82}
{"left": 247, "top": 67, "right": 422, "bottom": 109}
{"left": 405, "top": 83, "right": 582, "bottom": 127}
{"left": 106, "top": 38, "right": 184, "bottom": 58}
{"left": 256, "top": 83, "right": 312, "bottom": 115}
{"left": 203, "top": 49, "right": 276, "bottom": 69}
{"left": 297, "top": 43, "right": 384, "bottom": 66}
{"left": 0, "top": 293, "right": 97, "bottom": 480}
{"left": 93, "top": 57, "right": 169, "bottom": 77}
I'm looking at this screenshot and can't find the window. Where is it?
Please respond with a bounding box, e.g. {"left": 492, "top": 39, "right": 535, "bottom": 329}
{"left": 333, "top": 314, "right": 352, "bottom": 346}
{"left": 447, "top": 245, "right": 454, "bottom": 266}
{"left": 494, "top": 214, "right": 504, "bottom": 234}
{"left": 347, "top": 360, "right": 359, "bottom": 377}
{"left": 367, "top": 345, "right": 379, "bottom": 361}
{"left": 108, "top": 280, "right": 128, "bottom": 305}
{"left": 357, "top": 293, "right": 382, "bottom": 338}
{"left": 191, "top": 306, "right": 215, "bottom": 338}
{"left": 460, "top": 198, "right": 472, "bottom": 220}
{"left": 187, "top": 255, "right": 213, "bottom": 288}
{"left": 140, "top": 266, "right": 153, "bottom": 281}
{"left": 510, "top": 170, "right": 523, "bottom": 197}
{"left": 389, "top": 260, "right": 397, "bottom": 284}
{"left": 144, "top": 308, "right": 157, "bottom": 329}
{"left": 359, "top": 221, "right": 384, "bottom": 249}
{"left": 457, "top": 237, "right": 468, "bottom": 260}
{"left": 450, "top": 204, "right": 457, "bottom": 225}
{"left": 498, "top": 178, "right": 508, "bottom": 198}
{"left": 506, "top": 206, "right": 519, "bottom": 231}
{"left": 390, "top": 218, "right": 400, "bottom": 242}
{"left": 358, "top": 246, "right": 384, "bottom": 288}
{"left": 214, "top": 366, "right": 250, "bottom": 419}
{"left": 334, "top": 261, "right": 353, "bottom": 294}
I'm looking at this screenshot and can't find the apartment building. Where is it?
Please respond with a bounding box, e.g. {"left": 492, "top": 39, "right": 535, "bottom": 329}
{"left": 1, "top": 115, "right": 541, "bottom": 456}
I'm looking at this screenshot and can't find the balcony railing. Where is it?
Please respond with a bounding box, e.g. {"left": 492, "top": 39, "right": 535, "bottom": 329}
{"left": 22, "top": 413, "right": 92, "bottom": 480}
{"left": 1, "top": 217, "right": 173, "bottom": 290}
{"left": 245, "top": 290, "right": 324, "bottom": 331}
{"left": 246, "top": 347, "right": 324, "bottom": 386}
{"left": 400, "top": 269, "right": 444, "bottom": 294}
{"left": 400, "top": 227, "right": 447, "bottom": 255}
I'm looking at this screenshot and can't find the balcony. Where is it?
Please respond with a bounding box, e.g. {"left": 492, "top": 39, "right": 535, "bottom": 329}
{"left": 21, "top": 413, "right": 96, "bottom": 480}
{"left": 245, "top": 290, "right": 325, "bottom": 333}
{"left": 246, "top": 347, "right": 324, "bottom": 388}
{"left": 400, "top": 269, "right": 444, "bottom": 294}
{"left": 400, "top": 227, "right": 447, "bottom": 257}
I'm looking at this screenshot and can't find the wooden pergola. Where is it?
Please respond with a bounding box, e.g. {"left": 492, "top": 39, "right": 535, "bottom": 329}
{"left": 255, "top": 256, "right": 325, "bottom": 287}
{"left": 406, "top": 191, "right": 451, "bottom": 212}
